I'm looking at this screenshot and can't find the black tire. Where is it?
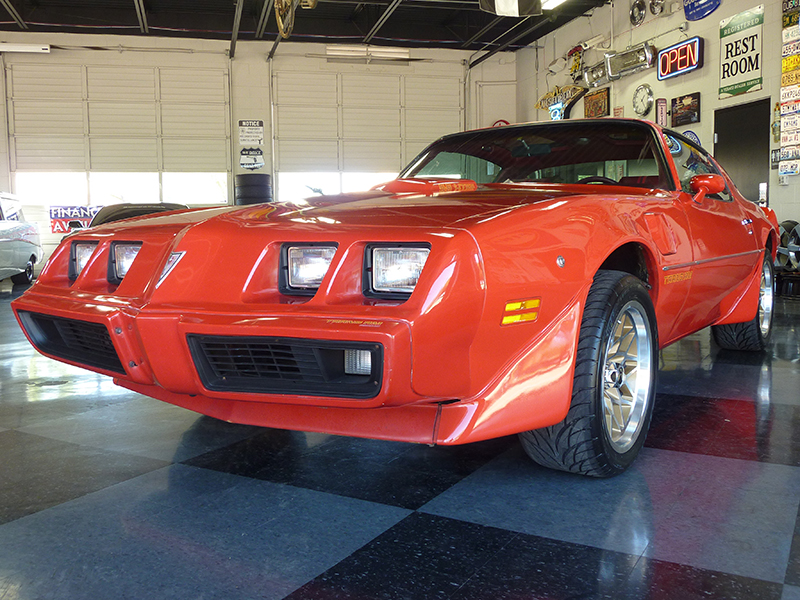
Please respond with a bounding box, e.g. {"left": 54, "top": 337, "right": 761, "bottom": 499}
{"left": 711, "top": 254, "right": 774, "bottom": 351}
{"left": 519, "top": 270, "right": 658, "bottom": 477}
{"left": 10, "top": 257, "right": 35, "bottom": 285}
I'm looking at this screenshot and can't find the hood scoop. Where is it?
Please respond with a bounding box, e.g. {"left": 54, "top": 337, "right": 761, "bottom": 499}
{"left": 373, "top": 178, "right": 478, "bottom": 196}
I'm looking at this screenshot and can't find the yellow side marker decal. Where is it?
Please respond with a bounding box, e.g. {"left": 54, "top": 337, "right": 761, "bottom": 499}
{"left": 502, "top": 298, "right": 541, "bottom": 325}
{"left": 664, "top": 271, "right": 693, "bottom": 284}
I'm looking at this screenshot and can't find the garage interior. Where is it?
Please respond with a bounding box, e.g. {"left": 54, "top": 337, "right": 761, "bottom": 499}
{"left": 2, "top": 0, "right": 800, "bottom": 598}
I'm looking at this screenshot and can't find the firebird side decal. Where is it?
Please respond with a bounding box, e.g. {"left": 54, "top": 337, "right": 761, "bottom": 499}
{"left": 664, "top": 271, "right": 693, "bottom": 284}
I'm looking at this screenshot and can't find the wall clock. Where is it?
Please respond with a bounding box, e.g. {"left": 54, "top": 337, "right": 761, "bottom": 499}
{"left": 632, "top": 83, "right": 654, "bottom": 116}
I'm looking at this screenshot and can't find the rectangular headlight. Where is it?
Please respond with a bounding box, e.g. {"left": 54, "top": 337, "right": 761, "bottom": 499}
{"left": 371, "top": 246, "right": 430, "bottom": 295}
{"left": 284, "top": 245, "right": 337, "bottom": 293}
{"left": 109, "top": 242, "right": 142, "bottom": 284}
{"left": 70, "top": 241, "right": 98, "bottom": 281}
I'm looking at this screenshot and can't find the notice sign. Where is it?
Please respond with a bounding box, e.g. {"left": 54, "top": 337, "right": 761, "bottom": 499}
{"left": 719, "top": 5, "right": 763, "bottom": 99}
{"left": 49, "top": 205, "right": 102, "bottom": 234}
{"left": 238, "top": 120, "right": 264, "bottom": 146}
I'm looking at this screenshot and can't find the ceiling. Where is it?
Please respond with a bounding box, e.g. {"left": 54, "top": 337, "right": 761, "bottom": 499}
{"left": 0, "top": 0, "right": 608, "bottom": 65}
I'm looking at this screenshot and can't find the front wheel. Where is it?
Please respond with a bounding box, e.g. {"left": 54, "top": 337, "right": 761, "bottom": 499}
{"left": 711, "top": 253, "right": 774, "bottom": 351}
{"left": 519, "top": 271, "right": 658, "bottom": 477}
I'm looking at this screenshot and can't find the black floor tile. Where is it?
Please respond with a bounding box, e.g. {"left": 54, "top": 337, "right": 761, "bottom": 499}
{"left": 185, "top": 430, "right": 515, "bottom": 509}
{"left": 647, "top": 393, "right": 800, "bottom": 466}
{"left": 0, "top": 429, "right": 169, "bottom": 524}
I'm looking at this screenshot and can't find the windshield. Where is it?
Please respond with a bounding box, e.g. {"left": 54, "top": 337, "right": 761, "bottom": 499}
{"left": 401, "top": 121, "right": 672, "bottom": 190}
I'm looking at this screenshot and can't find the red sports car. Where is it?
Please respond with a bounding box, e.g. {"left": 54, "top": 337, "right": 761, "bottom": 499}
{"left": 12, "top": 119, "right": 779, "bottom": 477}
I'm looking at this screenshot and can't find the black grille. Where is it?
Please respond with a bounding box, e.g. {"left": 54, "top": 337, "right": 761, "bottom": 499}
{"left": 187, "top": 335, "right": 382, "bottom": 399}
{"left": 17, "top": 311, "right": 125, "bottom": 374}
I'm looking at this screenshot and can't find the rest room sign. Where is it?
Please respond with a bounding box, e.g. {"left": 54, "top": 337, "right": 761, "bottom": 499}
{"left": 719, "top": 5, "right": 764, "bottom": 99}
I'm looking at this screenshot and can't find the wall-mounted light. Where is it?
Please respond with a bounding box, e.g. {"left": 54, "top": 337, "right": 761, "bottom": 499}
{"left": 0, "top": 43, "right": 50, "bottom": 53}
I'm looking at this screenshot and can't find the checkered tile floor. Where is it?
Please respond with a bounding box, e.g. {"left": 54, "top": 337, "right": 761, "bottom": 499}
{"left": 2, "top": 279, "right": 800, "bottom": 599}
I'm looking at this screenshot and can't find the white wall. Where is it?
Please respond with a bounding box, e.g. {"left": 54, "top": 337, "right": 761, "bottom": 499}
{"left": 515, "top": 1, "right": 795, "bottom": 220}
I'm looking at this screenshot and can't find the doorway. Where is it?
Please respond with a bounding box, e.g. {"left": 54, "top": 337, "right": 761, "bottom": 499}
{"left": 714, "top": 98, "right": 771, "bottom": 204}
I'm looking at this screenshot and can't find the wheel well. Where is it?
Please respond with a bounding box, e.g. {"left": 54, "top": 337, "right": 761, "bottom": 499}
{"left": 599, "top": 244, "right": 650, "bottom": 287}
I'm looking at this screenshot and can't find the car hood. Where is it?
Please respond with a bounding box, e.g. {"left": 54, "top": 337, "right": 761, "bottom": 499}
{"left": 94, "top": 186, "right": 611, "bottom": 234}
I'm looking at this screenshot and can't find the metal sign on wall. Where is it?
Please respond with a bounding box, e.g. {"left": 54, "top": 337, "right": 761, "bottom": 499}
{"left": 719, "top": 5, "right": 764, "bottom": 99}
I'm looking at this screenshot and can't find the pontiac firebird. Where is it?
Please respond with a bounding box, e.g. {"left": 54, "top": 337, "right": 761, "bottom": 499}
{"left": 12, "top": 119, "right": 779, "bottom": 477}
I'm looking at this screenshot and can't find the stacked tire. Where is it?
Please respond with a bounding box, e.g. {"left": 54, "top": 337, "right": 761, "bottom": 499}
{"left": 234, "top": 173, "right": 273, "bottom": 205}
{"left": 777, "top": 220, "right": 800, "bottom": 272}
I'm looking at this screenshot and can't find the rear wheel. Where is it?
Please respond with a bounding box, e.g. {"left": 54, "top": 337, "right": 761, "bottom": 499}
{"left": 519, "top": 270, "right": 658, "bottom": 477}
{"left": 711, "top": 254, "right": 774, "bottom": 351}
{"left": 10, "top": 257, "right": 35, "bottom": 285}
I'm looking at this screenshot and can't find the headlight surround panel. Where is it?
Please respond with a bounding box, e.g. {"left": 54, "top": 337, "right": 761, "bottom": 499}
{"left": 280, "top": 243, "right": 338, "bottom": 296}
{"left": 363, "top": 243, "right": 431, "bottom": 301}
{"left": 69, "top": 241, "right": 99, "bottom": 282}
{"left": 108, "top": 242, "right": 143, "bottom": 285}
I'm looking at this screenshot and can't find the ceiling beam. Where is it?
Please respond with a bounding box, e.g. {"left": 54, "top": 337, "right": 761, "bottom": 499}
{"left": 132, "top": 0, "right": 148, "bottom": 33}
{"left": 229, "top": 0, "right": 246, "bottom": 59}
{"left": 469, "top": 13, "right": 552, "bottom": 69}
{"left": 461, "top": 15, "right": 503, "bottom": 48}
{"left": 0, "top": 0, "right": 27, "bottom": 29}
{"left": 256, "top": 0, "right": 275, "bottom": 38}
{"left": 363, "top": 0, "right": 403, "bottom": 44}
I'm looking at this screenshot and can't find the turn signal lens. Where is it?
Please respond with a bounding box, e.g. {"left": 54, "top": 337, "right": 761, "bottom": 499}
{"left": 372, "top": 247, "right": 430, "bottom": 294}
{"left": 287, "top": 246, "right": 337, "bottom": 290}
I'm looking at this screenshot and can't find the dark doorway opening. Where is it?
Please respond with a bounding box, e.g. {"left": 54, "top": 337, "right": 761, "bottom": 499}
{"left": 714, "top": 98, "right": 771, "bottom": 204}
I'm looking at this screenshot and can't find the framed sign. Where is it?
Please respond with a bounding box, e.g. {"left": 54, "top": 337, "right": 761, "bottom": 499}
{"left": 657, "top": 37, "right": 704, "bottom": 80}
{"left": 656, "top": 98, "right": 669, "bottom": 126}
{"left": 671, "top": 93, "right": 701, "bottom": 127}
{"left": 584, "top": 87, "right": 610, "bottom": 118}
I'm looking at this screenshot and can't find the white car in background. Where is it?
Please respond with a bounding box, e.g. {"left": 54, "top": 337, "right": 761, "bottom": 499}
{"left": 0, "top": 193, "right": 43, "bottom": 285}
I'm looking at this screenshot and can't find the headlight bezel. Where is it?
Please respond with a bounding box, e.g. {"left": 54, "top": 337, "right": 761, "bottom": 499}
{"left": 69, "top": 241, "right": 99, "bottom": 282}
{"left": 107, "top": 241, "right": 143, "bottom": 285}
{"left": 279, "top": 242, "right": 339, "bottom": 296}
{"left": 363, "top": 243, "right": 431, "bottom": 301}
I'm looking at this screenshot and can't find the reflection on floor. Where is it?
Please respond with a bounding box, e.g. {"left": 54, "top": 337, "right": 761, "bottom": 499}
{"left": 1, "top": 277, "right": 800, "bottom": 599}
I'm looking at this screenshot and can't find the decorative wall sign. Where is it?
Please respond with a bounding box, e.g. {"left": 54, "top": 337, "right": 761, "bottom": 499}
{"left": 656, "top": 97, "right": 669, "bottom": 126}
{"left": 682, "top": 130, "right": 702, "bottom": 145}
{"left": 684, "top": 0, "right": 721, "bottom": 21}
{"left": 584, "top": 87, "right": 610, "bottom": 118}
{"left": 240, "top": 147, "right": 265, "bottom": 170}
{"left": 719, "top": 5, "right": 764, "bottom": 99}
{"left": 671, "top": 93, "right": 701, "bottom": 127}
{"left": 535, "top": 85, "right": 587, "bottom": 119}
{"left": 658, "top": 37, "right": 704, "bottom": 80}
{"left": 238, "top": 120, "right": 264, "bottom": 146}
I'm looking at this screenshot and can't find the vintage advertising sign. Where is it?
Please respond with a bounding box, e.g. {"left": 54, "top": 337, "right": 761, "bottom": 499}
{"left": 238, "top": 120, "right": 264, "bottom": 146}
{"left": 584, "top": 87, "right": 610, "bottom": 118}
{"left": 719, "top": 5, "right": 763, "bottom": 99}
{"left": 49, "top": 205, "right": 103, "bottom": 234}
{"left": 684, "top": 0, "right": 720, "bottom": 21}
{"left": 657, "top": 37, "right": 704, "bottom": 80}
{"left": 240, "top": 147, "right": 265, "bottom": 170}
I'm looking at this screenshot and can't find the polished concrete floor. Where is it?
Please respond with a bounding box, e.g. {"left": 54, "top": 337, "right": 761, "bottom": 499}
{"left": 2, "top": 277, "right": 800, "bottom": 599}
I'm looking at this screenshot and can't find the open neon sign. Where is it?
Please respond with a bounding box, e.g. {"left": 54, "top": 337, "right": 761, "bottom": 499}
{"left": 657, "top": 37, "right": 704, "bottom": 80}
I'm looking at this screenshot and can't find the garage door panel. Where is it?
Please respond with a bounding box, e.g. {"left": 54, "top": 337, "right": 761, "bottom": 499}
{"left": 405, "top": 109, "right": 460, "bottom": 141}
{"left": 8, "top": 65, "right": 83, "bottom": 100}
{"left": 275, "top": 72, "right": 337, "bottom": 106}
{"left": 88, "top": 103, "right": 157, "bottom": 136}
{"left": 90, "top": 138, "right": 159, "bottom": 171}
{"left": 342, "top": 74, "right": 400, "bottom": 106}
{"left": 405, "top": 77, "right": 462, "bottom": 108}
{"left": 343, "top": 140, "right": 402, "bottom": 172}
{"left": 160, "top": 69, "right": 227, "bottom": 103}
{"left": 277, "top": 140, "right": 339, "bottom": 171}
{"left": 162, "top": 104, "right": 228, "bottom": 137}
{"left": 87, "top": 67, "right": 156, "bottom": 101}
{"left": 163, "top": 138, "right": 228, "bottom": 171}
{"left": 277, "top": 106, "right": 338, "bottom": 139}
{"left": 14, "top": 137, "right": 85, "bottom": 170}
{"left": 342, "top": 108, "right": 400, "bottom": 140}
{"left": 12, "top": 101, "right": 84, "bottom": 135}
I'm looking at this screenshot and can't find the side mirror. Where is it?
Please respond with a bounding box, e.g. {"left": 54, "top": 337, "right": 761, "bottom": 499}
{"left": 689, "top": 174, "right": 726, "bottom": 204}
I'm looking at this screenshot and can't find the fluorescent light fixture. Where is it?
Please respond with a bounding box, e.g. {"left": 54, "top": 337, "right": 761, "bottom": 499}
{"left": 0, "top": 43, "right": 50, "bottom": 53}
{"left": 542, "top": 0, "right": 568, "bottom": 9}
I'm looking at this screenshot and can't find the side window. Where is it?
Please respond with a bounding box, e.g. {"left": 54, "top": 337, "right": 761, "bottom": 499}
{"left": 666, "top": 135, "right": 730, "bottom": 200}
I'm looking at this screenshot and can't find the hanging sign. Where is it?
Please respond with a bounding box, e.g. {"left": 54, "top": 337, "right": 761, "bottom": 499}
{"left": 684, "top": 0, "right": 720, "bottom": 21}
{"left": 719, "top": 5, "right": 763, "bottom": 99}
{"left": 657, "top": 37, "right": 704, "bottom": 80}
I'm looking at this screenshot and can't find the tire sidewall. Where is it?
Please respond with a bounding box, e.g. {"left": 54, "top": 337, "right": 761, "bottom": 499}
{"left": 590, "top": 275, "right": 658, "bottom": 474}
